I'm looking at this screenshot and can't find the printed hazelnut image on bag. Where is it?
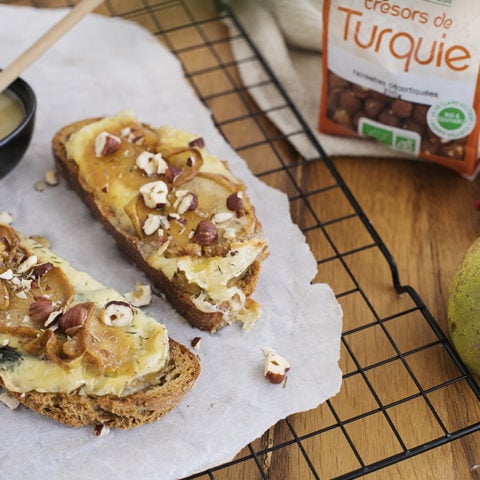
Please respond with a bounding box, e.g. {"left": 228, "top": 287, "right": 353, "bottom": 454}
{"left": 319, "top": 0, "right": 480, "bottom": 177}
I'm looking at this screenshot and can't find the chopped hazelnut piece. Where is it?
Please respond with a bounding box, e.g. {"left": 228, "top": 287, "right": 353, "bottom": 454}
{"left": 0, "top": 269, "right": 13, "bottom": 280}
{"left": 142, "top": 214, "right": 162, "bottom": 236}
{"left": 176, "top": 192, "right": 198, "bottom": 215}
{"left": 44, "top": 169, "right": 59, "bottom": 186}
{"left": 120, "top": 127, "right": 131, "bottom": 137}
{"left": 0, "top": 212, "right": 13, "bottom": 225}
{"left": 136, "top": 151, "right": 168, "bottom": 176}
{"left": 124, "top": 283, "right": 152, "bottom": 307}
{"left": 139, "top": 180, "right": 169, "bottom": 208}
{"left": 166, "top": 165, "right": 182, "bottom": 183}
{"left": 213, "top": 212, "right": 233, "bottom": 224}
{"left": 188, "top": 137, "right": 205, "bottom": 148}
{"left": 34, "top": 180, "right": 46, "bottom": 192}
{"left": 95, "top": 424, "right": 110, "bottom": 437}
{"left": 191, "top": 337, "right": 201, "bottom": 349}
{"left": 32, "top": 262, "right": 53, "bottom": 278}
{"left": 262, "top": 347, "right": 291, "bottom": 384}
{"left": 0, "top": 391, "right": 20, "bottom": 410}
{"left": 17, "top": 255, "right": 38, "bottom": 274}
{"left": 102, "top": 300, "right": 134, "bottom": 328}
{"left": 223, "top": 228, "right": 237, "bottom": 240}
{"left": 95, "top": 131, "right": 121, "bottom": 157}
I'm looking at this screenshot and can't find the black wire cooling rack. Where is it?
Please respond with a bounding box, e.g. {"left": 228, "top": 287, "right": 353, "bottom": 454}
{"left": 6, "top": 0, "right": 480, "bottom": 478}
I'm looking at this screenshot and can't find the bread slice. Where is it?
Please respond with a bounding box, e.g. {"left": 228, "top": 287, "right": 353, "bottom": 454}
{"left": 52, "top": 112, "right": 268, "bottom": 333}
{"left": 3, "top": 339, "right": 198, "bottom": 429}
{"left": 0, "top": 224, "right": 200, "bottom": 429}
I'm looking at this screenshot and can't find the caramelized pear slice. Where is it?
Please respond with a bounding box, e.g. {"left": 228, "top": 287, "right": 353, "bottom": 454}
{"left": 23, "top": 329, "right": 57, "bottom": 357}
{"left": 0, "top": 280, "right": 9, "bottom": 310}
{"left": 81, "top": 314, "right": 136, "bottom": 377}
{"left": 125, "top": 171, "right": 257, "bottom": 259}
{"left": 22, "top": 303, "right": 93, "bottom": 369}
{"left": 4, "top": 266, "right": 75, "bottom": 326}
{"left": 179, "top": 173, "right": 256, "bottom": 239}
{"left": 124, "top": 194, "right": 149, "bottom": 238}
{"left": 0, "top": 224, "right": 20, "bottom": 260}
{"left": 0, "top": 324, "right": 42, "bottom": 339}
{"left": 164, "top": 148, "right": 203, "bottom": 187}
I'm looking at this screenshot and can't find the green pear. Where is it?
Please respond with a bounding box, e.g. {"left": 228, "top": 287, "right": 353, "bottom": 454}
{"left": 448, "top": 237, "right": 480, "bottom": 376}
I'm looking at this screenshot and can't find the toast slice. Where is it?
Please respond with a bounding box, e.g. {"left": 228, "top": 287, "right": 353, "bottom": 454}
{"left": 0, "top": 224, "right": 200, "bottom": 429}
{"left": 52, "top": 112, "right": 268, "bottom": 333}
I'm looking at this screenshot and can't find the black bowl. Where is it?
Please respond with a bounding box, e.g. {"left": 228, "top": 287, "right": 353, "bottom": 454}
{"left": 0, "top": 75, "right": 36, "bottom": 178}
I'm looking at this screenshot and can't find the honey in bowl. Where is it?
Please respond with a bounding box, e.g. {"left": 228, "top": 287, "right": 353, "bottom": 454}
{"left": 0, "top": 90, "right": 25, "bottom": 140}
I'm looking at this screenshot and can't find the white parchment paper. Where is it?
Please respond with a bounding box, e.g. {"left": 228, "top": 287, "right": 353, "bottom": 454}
{"left": 0, "top": 6, "right": 342, "bottom": 479}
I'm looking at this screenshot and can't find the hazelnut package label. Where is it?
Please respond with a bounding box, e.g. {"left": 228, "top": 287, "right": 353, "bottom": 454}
{"left": 319, "top": 0, "right": 480, "bottom": 176}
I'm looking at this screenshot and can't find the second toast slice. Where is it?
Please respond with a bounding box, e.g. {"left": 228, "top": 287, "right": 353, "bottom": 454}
{"left": 0, "top": 223, "right": 200, "bottom": 429}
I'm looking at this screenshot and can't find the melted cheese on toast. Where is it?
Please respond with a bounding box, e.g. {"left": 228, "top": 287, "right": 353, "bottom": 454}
{"left": 0, "top": 233, "right": 169, "bottom": 397}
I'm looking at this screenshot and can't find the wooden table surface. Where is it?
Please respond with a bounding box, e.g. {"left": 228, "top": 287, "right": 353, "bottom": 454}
{"left": 4, "top": 0, "right": 480, "bottom": 478}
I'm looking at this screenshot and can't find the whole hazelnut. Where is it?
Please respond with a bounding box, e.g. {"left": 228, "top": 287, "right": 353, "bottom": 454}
{"left": 364, "top": 97, "right": 385, "bottom": 118}
{"left": 412, "top": 104, "right": 429, "bottom": 125}
{"left": 29, "top": 297, "right": 54, "bottom": 324}
{"left": 353, "top": 110, "right": 366, "bottom": 129}
{"left": 339, "top": 90, "right": 362, "bottom": 115}
{"left": 391, "top": 99, "right": 413, "bottom": 119}
{"left": 369, "top": 91, "right": 390, "bottom": 102}
{"left": 403, "top": 118, "right": 425, "bottom": 137}
{"left": 377, "top": 109, "right": 402, "bottom": 128}
{"left": 331, "top": 109, "right": 352, "bottom": 129}
{"left": 226, "top": 192, "right": 244, "bottom": 212}
{"left": 192, "top": 219, "right": 217, "bottom": 246}
{"left": 441, "top": 142, "right": 465, "bottom": 159}
{"left": 421, "top": 139, "right": 440, "bottom": 155}
{"left": 59, "top": 303, "right": 91, "bottom": 334}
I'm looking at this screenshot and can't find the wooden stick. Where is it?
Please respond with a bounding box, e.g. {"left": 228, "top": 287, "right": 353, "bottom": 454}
{"left": 0, "top": 0, "right": 104, "bottom": 93}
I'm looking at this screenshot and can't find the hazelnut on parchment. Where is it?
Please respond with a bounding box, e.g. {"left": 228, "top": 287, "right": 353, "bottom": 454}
{"left": 262, "top": 347, "right": 291, "bottom": 384}
{"left": 0, "top": 212, "right": 13, "bottom": 225}
{"left": 124, "top": 283, "right": 152, "bottom": 308}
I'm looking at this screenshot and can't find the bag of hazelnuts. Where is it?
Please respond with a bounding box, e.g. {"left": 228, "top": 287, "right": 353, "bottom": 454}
{"left": 319, "top": 0, "right": 480, "bottom": 177}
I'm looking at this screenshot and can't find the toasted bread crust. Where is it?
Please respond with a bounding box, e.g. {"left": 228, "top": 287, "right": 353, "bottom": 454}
{"left": 52, "top": 118, "right": 266, "bottom": 332}
{"left": 3, "top": 339, "right": 200, "bottom": 429}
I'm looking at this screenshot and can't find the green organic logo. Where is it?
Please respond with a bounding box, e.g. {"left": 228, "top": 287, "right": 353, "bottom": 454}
{"left": 358, "top": 118, "right": 420, "bottom": 156}
{"left": 438, "top": 107, "right": 465, "bottom": 131}
{"left": 427, "top": 101, "right": 476, "bottom": 140}
{"left": 361, "top": 123, "right": 393, "bottom": 146}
